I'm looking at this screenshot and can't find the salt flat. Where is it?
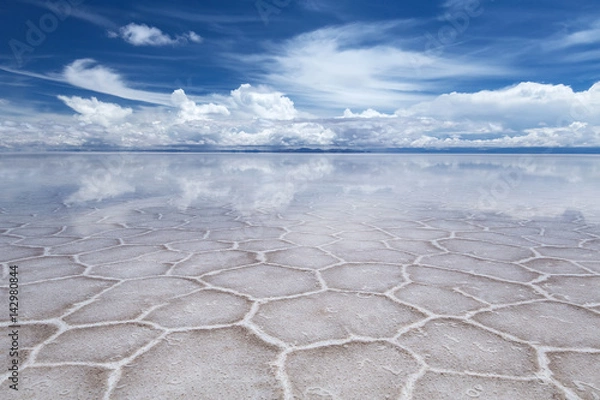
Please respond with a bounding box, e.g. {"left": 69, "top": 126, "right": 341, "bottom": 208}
{"left": 0, "top": 153, "right": 599, "bottom": 399}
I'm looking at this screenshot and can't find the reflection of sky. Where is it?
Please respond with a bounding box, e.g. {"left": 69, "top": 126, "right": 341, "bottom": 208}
{"left": 1, "top": 154, "right": 599, "bottom": 222}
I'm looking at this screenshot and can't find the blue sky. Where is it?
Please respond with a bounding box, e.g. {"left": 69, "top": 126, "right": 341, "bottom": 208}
{"left": 1, "top": 0, "right": 600, "bottom": 149}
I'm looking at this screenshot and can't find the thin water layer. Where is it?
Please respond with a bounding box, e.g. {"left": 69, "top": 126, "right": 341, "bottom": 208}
{"left": 0, "top": 153, "right": 599, "bottom": 399}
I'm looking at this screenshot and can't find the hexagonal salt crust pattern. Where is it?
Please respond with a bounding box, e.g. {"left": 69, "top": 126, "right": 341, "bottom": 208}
{"left": 1, "top": 194, "right": 599, "bottom": 399}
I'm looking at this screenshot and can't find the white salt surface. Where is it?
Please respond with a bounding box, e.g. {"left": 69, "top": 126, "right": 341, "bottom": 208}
{"left": 0, "top": 153, "right": 599, "bottom": 399}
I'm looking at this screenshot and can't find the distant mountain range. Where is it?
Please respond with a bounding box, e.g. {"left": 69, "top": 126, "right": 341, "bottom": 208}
{"left": 4, "top": 146, "right": 600, "bottom": 154}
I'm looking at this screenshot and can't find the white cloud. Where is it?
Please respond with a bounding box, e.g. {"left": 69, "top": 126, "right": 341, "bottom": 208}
{"left": 549, "top": 19, "right": 600, "bottom": 49}
{"left": 3, "top": 79, "right": 600, "bottom": 150}
{"left": 229, "top": 84, "right": 298, "bottom": 120}
{"left": 113, "top": 23, "right": 203, "bottom": 46}
{"left": 170, "top": 89, "right": 230, "bottom": 122}
{"left": 218, "top": 121, "right": 336, "bottom": 146}
{"left": 241, "top": 21, "right": 508, "bottom": 112}
{"left": 186, "top": 31, "right": 203, "bottom": 43}
{"left": 58, "top": 95, "right": 132, "bottom": 127}
{"left": 120, "top": 23, "right": 174, "bottom": 46}
{"left": 340, "top": 108, "right": 396, "bottom": 119}
{"left": 31, "top": 84, "right": 308, "bottom": 147}
{"left": 398, "top": 81, "right": 600, "bottom": 129}
{"left": 63, "top": 59, "right": 172, "bottom": 105}
{"left": 58, "top": 62, "right": 297, "bottom": 122}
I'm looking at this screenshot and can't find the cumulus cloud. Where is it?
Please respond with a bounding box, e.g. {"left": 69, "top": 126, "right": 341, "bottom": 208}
{"left": 34, "top": 84, "right": 306, "bottom": 147}
{"left": 57, "top": 60, "right": 298, "bottom": 122}
{"left": 398, "top": 81, "right": 600, "bottom": 130}
{"left": 340, "top": 108, "right": 396, "bottom": 119}
{"left": 58, "top": 95, "right": 132, "bottom": 127}
{"left": 170, "top": 89, "right": 230, "bottom": 122}
{"left": 229, "top": 84, "right": 298, "bottom": 120}
{"left": 217, "top": 121, "right": 336, "bottom": 146}
{"left": 3, "top": 77, "right": 600, "bottom": 150}
{"left": 111, "top": 23, "right": 203, "bottom": 46}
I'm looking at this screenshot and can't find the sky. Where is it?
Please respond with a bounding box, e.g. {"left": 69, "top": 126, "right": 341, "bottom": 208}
{"left": 1, "top": 0, "right": 600, "bottom": 150}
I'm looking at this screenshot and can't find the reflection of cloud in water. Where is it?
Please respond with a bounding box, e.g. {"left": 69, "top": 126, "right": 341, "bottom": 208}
{"left": 1, "top": 154, "right": 599, "bottom": 222}
{"left": 67, "top": 173, "right": 135, "bottom": 203}
{"left": 173, "top": 179, "right": 230, "bottom": 210}
{"left": 342, "top": 185, "right": 393, "bottom": 195}
{"left": 173, "top": 157, "right": 334, "bottom": 213}
{"left": 64, "top": 154, "right": 143, "bottom": 203}
{"left": 329, "top": 155, "right": 600, "bottom": 222}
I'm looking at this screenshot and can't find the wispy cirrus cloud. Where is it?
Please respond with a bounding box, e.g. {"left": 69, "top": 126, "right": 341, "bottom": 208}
{"left": 135, "top": 6, "right": 261, "bottom": 24}
{"left": 1, "top": 59, "right": 173, "bottom": 105}
{"left": 109, "top": 23, "right": 203, "bottom": 46}
{"left": 62, "top": 59, "right": 172, "bottom": 105}
{"left": 239, "top": 21, "right": 509, "bottom": 113}
{"left": 549, "top": 19, "right": 600, "bottom": 49}
{"left": 17, "top": 0, "right": 119, "bottom": 29}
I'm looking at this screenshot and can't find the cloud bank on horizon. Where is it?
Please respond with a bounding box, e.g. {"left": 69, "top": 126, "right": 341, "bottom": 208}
{"left": 1, "top": 0, "right": 600, "bottom": 150}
